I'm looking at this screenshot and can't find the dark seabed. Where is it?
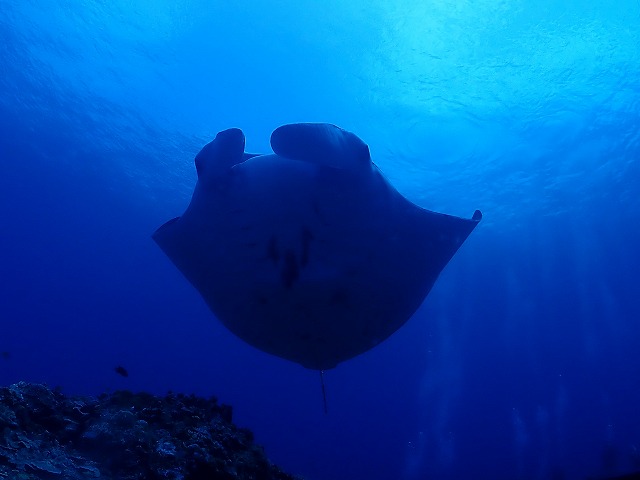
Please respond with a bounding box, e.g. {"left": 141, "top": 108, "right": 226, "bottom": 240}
{"left": 1, "top": 1, "right": 639, "bottom": 479}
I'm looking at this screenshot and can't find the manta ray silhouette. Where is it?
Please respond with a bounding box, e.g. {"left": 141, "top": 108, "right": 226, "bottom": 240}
{"left": 153, "top": 123, "right": 481, "bottom": 370}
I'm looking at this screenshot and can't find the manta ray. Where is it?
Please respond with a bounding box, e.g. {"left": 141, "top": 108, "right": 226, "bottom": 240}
{"left": 154, "top": 123, "right": 481, "bottom": 370}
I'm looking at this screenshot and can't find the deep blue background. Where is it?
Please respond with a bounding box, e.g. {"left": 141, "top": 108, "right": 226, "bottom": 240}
{"left": 1, "top": 1, "right": 639, "bottom": 479}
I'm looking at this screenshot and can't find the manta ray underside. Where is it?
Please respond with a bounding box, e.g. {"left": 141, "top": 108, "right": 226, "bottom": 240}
{"left": 153, "top": 123, "right": 481, "bottom": 370}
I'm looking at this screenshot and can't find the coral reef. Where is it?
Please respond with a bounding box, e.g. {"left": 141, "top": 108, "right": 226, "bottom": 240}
{"left": 0, "top": 382, "right": 300, "bottom": 479}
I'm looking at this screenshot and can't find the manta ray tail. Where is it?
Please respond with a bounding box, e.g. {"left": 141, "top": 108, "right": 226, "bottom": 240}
{"left": 320, "top": 370, "right": 328, "bottom": 415}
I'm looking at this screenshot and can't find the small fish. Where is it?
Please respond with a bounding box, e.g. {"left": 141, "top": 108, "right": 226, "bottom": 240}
{"left": 114, "top": 365, "right": 129, "bottom": 377}
{"left": 1, "top": 351, "right": 10, "bottom": 360}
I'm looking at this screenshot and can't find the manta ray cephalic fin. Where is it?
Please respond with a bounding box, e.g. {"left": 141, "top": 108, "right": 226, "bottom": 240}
{"left": 271, "top": 123, "right": 371, "bottom": 170}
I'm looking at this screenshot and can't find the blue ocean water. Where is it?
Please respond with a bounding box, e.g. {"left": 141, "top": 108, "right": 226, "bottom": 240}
{"left": 1, "top": 1, "right": 639, "bottom": 479}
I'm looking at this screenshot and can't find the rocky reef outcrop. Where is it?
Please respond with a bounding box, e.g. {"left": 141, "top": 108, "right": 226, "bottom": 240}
{"left": 0, "top": 382, "right": 300, "bottom": 479}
